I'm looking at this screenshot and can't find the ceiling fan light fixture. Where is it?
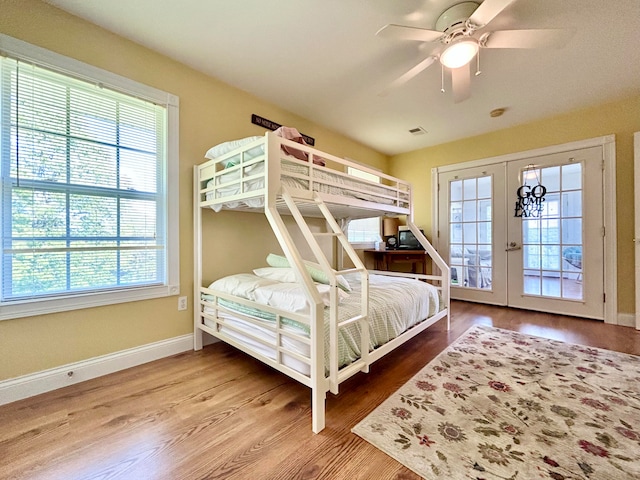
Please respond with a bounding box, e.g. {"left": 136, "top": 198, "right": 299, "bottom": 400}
{"left": 440, "top": 38, "right": 479, "bottom": 69}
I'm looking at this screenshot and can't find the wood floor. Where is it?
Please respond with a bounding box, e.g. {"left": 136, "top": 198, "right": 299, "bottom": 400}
{"left": 1, "top": 301, "right": 639, "bottom": 480}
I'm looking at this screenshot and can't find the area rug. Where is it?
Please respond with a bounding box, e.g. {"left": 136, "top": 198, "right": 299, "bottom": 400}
{"left": 352, "top": 325, "right": 640, "bottom": 479}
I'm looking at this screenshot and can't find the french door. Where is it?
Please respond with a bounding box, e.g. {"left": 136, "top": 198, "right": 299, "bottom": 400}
{"left": 438, "top": 163, "right": 507, "bottom": 305}
{"left": 437, "top": 145, "right": 605, "bottom": 319}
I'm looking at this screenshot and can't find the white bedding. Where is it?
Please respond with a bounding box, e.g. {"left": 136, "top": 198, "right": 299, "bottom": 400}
{"left": 202, "top": 272, "right": 440, "bottom": 375}
{"left": 205, "top": 158, "right": 408, "bottom": 212}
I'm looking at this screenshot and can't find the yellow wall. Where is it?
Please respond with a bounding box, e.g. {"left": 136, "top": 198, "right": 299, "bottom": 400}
{"left": 390, "top": 96, "right": 640, "bottom": 314}
{"left": 2, "top": 0, "right": 637, "bottom": 383}
{"left": 0, "top": 0, "right": 388, "bottom": 380}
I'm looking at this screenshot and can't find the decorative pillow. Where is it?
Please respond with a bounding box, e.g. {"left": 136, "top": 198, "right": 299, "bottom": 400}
{"left": 265, "top": 253, "right": 352, "bottom": 292}
{"left": 252, "top": 267, "right": 297, "bottom": 283}
{"left": 204, "top": 136, "right": 263, "bottom": 167}
{"left": 253, "top": 282, "right": 348, "bottom": 314}
{"left": 208, "top": 273, "right": 279, "bottom": 300}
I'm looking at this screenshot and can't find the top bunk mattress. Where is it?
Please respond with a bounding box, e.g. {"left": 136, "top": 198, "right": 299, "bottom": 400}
{"left": 196, "top": 133, "right": 411, "bottom": 218}
{"left": 206, "top": 159, "right": 407, "bottom": 212}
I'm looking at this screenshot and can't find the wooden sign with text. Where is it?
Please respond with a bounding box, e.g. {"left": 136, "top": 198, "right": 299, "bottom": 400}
{"left": 251, "top": 114, "right": 315, "bottom": 146}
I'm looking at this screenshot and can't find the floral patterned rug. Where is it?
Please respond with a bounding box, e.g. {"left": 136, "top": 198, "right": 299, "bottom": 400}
{"left": 352, "top": 325, "right": 640, "bottom": 479}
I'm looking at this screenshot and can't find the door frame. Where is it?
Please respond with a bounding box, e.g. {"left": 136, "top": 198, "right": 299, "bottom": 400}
{"left": 432, "top": 135, "right": 617, "bottom": 325}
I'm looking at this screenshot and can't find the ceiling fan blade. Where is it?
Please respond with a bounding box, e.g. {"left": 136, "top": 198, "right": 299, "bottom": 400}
{"left": 379, "top": 56, "right": 437, "bottom": 97}
{"left": 451, "top": 62, "right": 471, "bottom": 104}
{"left": 468, "top": 0, "right": 517, "bottom": 28}
{"left": 375, "top": 24, "right": 443, "bottom": 42}
{"left": 482, "top": 29, "right": 574, "bottom": 49}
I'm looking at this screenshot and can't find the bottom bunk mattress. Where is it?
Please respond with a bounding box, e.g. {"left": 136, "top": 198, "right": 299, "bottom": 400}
{"left": 201, "top": 272, "right": 441, "bottom": 376}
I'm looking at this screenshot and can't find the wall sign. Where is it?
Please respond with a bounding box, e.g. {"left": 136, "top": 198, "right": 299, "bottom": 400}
{"left": 251, "top": 114, "right": 315, "bottom": 146}
{"left": 514, "top": 165, "right": 546, "bottom": 218}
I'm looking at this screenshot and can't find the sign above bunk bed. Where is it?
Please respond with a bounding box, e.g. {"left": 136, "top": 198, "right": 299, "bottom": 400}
{"left": 251, "top": 114, "right": 315, "bottom": 145}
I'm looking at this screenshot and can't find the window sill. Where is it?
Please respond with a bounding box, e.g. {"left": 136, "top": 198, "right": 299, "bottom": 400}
{"left": 350, "top": 241, "right": 376, "bottom": 250}
{"left": 0, "top": 284, "right": 180, "bottom": 321}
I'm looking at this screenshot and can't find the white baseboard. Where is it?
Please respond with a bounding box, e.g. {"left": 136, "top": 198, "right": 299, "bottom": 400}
{"left": 0, "top": 334, "right": 194, "bottom": 406}
{"left": 617, "top": 312, "right": 636, "bottom": 328}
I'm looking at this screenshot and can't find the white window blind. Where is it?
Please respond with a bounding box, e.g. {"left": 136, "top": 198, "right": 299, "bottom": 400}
{"left": 0, "top": 35, "right": 179, "bottom": 319}
{"left": 347, "top": 167, "right": 381, "bottom": 244}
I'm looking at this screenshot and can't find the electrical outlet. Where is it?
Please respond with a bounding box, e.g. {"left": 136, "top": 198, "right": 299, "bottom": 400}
{"left": 178, "top": 296, "right": 188, "bottom": 311}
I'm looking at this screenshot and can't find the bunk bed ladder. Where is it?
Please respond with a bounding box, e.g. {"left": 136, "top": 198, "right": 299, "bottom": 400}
{"left": 311, "top": 191, "right": 371, "bottom": 387}
{"left": 276, "top": 188, "right": 370, "bottom": 393}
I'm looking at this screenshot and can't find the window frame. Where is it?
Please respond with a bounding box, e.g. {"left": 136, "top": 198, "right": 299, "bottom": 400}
{"left": 0, "top": 34, "right": 180, "bottom": 320}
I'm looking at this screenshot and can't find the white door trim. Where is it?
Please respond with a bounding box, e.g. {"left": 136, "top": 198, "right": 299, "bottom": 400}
{"left": 433, "top": 135, "right": 617, "bottom": 324}
{"left": 436, "top": 136, "right": 615, "bottom": 173}
{"left": 602, "top": 139, "right": 617, "bottom": 325}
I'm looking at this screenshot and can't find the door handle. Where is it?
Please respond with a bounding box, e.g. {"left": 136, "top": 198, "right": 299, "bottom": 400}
{"left": 505, "top": 242, "right": 521, "bottom": 252}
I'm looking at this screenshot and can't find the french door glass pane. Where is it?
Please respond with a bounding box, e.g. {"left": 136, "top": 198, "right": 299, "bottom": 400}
{"left": 521, "top": 163, "right": 583, "bottom": 300}
{"left": 463, "top": 201, "right": 476, "bottom": 221}
{"left": 449, "top": 175, "right": 492, "bottom": 290}
{"left": 463, "top": 179, "right": 476, "bottom": 199}
{"left": 524, "top": 269, "right": 541, "bottom": 295}
{"left": 562, "top": 163, "right": 582, "bottom": 189}
{"left": 477, "top": 176, "right": 491, "bottom": 198}
{"left": 478, "top": 222, "right": 491, "bottom": 243}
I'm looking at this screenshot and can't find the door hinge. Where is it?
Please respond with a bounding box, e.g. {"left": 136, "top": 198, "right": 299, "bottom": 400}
{"left": 601, "top": 226, "right": 605, "bottom": 237}
{"left": 603, "top": 293, "right": 606, "bottom": 303}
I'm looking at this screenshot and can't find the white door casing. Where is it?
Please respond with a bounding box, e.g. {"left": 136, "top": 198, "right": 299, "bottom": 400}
{"left": 634, "top": 131, "right": 640, "bottom": 330}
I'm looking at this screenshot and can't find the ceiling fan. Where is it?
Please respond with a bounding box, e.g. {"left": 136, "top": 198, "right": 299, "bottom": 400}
{"left": 377, "top": 0, "right": 573, "bottom": 102}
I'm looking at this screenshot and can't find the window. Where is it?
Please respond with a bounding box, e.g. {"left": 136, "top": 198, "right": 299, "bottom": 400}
{"left": 346, "top": 166, "right": 381, "bottom": 247}
{"left": 0, "top": 35, "right": 179, "bottom": 320}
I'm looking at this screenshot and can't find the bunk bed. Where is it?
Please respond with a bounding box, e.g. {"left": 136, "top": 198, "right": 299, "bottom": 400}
{"left": 194, "top": 131, "right": 450, "bottom": 433}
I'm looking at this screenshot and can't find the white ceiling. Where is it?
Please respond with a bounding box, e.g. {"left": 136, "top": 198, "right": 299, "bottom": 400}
{"left": 44, "top": 0, "right": 640, "bottom": 156}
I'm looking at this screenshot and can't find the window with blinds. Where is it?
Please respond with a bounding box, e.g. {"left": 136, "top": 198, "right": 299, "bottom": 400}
{"left": 0, "top": 35, "right": 179, "bottom": 319}
{"left": 346, "top": 166, "right": 381, "bottom": 245}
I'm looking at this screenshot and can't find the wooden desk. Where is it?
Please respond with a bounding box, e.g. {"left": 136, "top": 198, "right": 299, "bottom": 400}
{"left": 364, "top": 249, "right": 428, "bottom": 274}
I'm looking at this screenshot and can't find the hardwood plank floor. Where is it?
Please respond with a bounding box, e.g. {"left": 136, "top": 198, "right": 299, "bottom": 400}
{"left": 1, "top": 301, "right": 639, "bottom": 480}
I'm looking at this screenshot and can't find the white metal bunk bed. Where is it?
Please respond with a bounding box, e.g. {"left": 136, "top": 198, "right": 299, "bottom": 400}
{"left": 194, "top": 131, "right": 450, "bottom": 433}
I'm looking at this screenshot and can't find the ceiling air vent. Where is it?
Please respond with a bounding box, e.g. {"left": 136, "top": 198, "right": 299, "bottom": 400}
{"left": 408, "top": 127, "right": 427, "bottom": 136}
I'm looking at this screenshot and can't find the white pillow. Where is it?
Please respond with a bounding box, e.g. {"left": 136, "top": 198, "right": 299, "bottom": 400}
{"left": 265, "top": 253, "right": 352, "bottom": 292}
{"left": 253, "top": 267, "right": 297, "bottom": 283}
{"left": 253, "top": 282, "right": 348, "bottom": 314}
{"left": 208, "top": 273, "right": 279, "bottom": 300}
{"left": 205, "top": 136, "right": 264, "bottom": 168}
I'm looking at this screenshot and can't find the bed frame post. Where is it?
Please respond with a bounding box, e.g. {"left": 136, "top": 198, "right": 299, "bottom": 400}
{"left": 312, "top": 380, "right": 326, "bottom": 433}
{"left": 194, "top": 165, "right": 204, "bottom": 350}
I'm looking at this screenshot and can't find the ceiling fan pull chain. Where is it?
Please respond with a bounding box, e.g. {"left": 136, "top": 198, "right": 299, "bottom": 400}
{"left": 440, "top": 64, "right": 445, "bottom": 93}
{"left": 475, "top": 49, "right": 482, "bottom": 76}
